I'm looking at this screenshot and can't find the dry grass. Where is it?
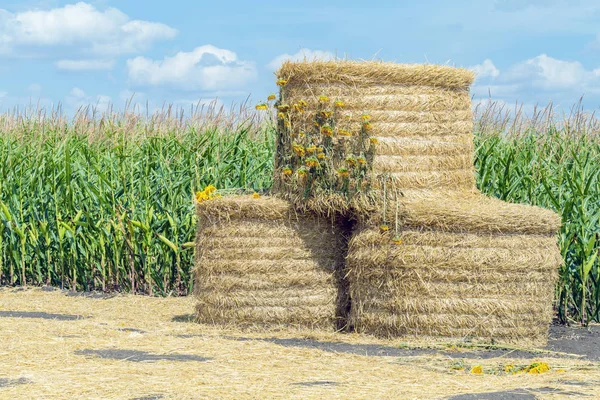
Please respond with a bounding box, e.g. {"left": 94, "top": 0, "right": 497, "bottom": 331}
{"left": 0, "top": 288, "right": 599, "bottom": 399}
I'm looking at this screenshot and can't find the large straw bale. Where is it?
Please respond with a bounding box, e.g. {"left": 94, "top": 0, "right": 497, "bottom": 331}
{"left": 275, "top": 60, "right": 476, "bottom": 200}
{"left": 194, "top": 195, "right": 350, "bottom": 330}
{"left": 346, "top": 227, "right": 562, "bottom": 345}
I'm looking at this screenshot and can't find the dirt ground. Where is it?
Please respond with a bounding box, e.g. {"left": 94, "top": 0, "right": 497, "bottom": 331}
{"left": 0, "top": 288, "right": 599, "bottom": 399}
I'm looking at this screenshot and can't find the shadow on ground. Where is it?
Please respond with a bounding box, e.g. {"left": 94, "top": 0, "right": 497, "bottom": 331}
{"left": 446, "top": 386, "right": 590, "bottom": 399}
{"left": 292, "top": 380, "right": 339, "bottom": 387}
{"left": 75, "top": 349, "right": 211, "bottom": 363}
{"left": 547, "top": 324, "right": 600, "bottom": 361}
{"left": 0, "top": 311, "right": 84, "bottom": 321}
{"left": 0, "top": 378, "right": 30, "bottom": 388}
{"left": 176, "top": 323, "right": 600, "bottom": 362}
{"left": 172, "top": 314, "right": 195, "bottom": 323}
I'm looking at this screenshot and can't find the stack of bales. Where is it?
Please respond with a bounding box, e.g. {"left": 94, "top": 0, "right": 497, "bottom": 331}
{"left": 193, "top": 60, "right": 562, "bottom": 345}
{"left": 194, "top": 195, "right": 349, "bottom": 330}
{"left": 274, "top": 60, "right": 563, "bottom": 345}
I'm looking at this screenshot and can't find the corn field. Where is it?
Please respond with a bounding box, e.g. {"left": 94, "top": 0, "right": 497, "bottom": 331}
{"left": 1, "top": 100, "right": 599, "bottom": 324}
{"left": 0, "top": 103, "right": 274, "bottom": 295}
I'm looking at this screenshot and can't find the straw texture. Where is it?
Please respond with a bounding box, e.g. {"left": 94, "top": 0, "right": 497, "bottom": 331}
{"left": 194, "top": 195, "right": 349, "bottom": 330}
{"left": 278, "top": 61, "right": 475, "bottom": 89}
{"left": 361, "top": 190, "right": 562, "bottom": 235}
{"left": 346, "top": 227, "right": 562, "bottom": 345}
{"left": 276, "top": 60, "right": 476, "bottom": 195}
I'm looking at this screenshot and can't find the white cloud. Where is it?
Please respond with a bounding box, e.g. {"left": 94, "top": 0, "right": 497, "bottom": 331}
{"left": 471, "top": 54, "right": 600, "bottom": 110}
{"left": 470, "top": 59, "right": 499, "bottom": 79}
{"left": 268, "top": 48, "right": 336, "bottom": 71}
{"left": 55, "top": 59, "right": 115, "bottom": 71}
{"left": 0, "top": 2, "right": 177, "bottom": 56}
{"left": 507, "top": 54, "right": 588, "bottom": 90}
{"left": 126, "top": 45, "right": 257, "bottom": 91}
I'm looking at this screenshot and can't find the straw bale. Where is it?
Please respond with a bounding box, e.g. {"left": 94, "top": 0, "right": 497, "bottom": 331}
{"left": 278, "top": 60, "right": 475, "bottom": 89}
{"left": 355, "top": 314, "right": 553, "bottom": 340}
{"left": 368, "top": 296, "right": 552, "bottom": 316}
{"left": 362, "top": 190, "right": 562, "bottom": 235}
{"left": 371, "top": 121, "right": 474, "bottom": 137}
{"left": 195, "top": 195, "right": 292, "bottom": 222}
{"left": 349, "top": 246, "right": 560, "bottom": 282}
{"left": 285, "top": 83, "right": 473, "bottom": 99}
{"left": 276, "top": 60, "right": 477, "bottom": 197}
{"left": 270, "top": 191, "right": 357, "bottom": 218}
{"left": 346, "top": 227, "right": 562, "bottom": 345}
{"left": 199, "top": 287, "right": 336, "bottom": 308}
{"left": 194, "top": 195, "right": 350, "bottom": 330}
{"left": 355, "top": 267, "right": 555, "bottom": 286}
{"left": 354, "top": 276, "right": 557, "bottom": 298}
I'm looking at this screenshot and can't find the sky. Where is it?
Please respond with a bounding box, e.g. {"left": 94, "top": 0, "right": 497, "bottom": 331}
{"left": 1, "top": 0, "right": 600, "bottom": 116}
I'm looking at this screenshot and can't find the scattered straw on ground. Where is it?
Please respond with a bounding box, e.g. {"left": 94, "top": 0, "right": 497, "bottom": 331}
{"left": 0, "top": 288, "right": 598, "bottom": 399}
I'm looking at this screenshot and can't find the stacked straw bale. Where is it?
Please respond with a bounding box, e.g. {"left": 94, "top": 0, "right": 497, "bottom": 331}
{"left": 193, "top": 60, "right": 562, "bottom": 344}
{"left": 347, "top": 192, "right": 563, "bottom": 345}
{"left": 194, "top": 195, "right": 349, "bottom": 330}
{"left": 273, "top": 60, "right": 562, "bottom": 345}
{"left": 276, "top": 61, "right": 477, "bottom": 194}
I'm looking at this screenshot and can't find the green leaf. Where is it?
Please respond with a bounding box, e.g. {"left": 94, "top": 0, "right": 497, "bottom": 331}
{"left": 583, "top": 251, "right": 598, "bottom": 279}
{"left": 156, "top": 234, "right": 178, "bottom": 253}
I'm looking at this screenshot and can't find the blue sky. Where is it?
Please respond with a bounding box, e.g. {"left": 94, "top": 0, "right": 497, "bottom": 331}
{"left": 1, "top": 0, "right": 600, "bottom": 115}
